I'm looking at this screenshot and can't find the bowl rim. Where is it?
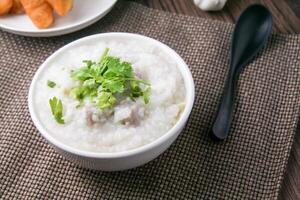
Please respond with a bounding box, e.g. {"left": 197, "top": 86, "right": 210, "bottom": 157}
{"left": 28, "top": 32, "right": 195, "bottom": 159}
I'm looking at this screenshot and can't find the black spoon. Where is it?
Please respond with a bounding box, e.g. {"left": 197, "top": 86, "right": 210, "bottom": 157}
{"left": 211, "top": 4, "right": 273, "bottom": 140}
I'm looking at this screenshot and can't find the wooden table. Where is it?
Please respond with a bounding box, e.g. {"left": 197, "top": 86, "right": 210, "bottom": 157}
{"left": 132, "top": 0, "right": 300, "bottom": 199}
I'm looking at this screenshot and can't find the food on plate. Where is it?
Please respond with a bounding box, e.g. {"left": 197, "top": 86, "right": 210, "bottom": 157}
{"left": 0, "top": 0, "right": 73, "bottom": 29}
{"left": 33, "top": 40, "right": 186, "bottom": 153}
{"left": 0, "top": 0, "right": 13, "bottom": 15}
{"left": 21, "top": 0, "right": 54, "bottom": 29}
{"left": 46, "top": 0, "right": 72, "bottom": 16}
{"left": 10, "top": 0, "right": 24, "bottom": 14}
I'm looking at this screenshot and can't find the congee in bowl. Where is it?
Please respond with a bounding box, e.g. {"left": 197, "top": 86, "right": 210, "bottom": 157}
{"left": 31, "top": 34, "right": 186, "bottom": 153}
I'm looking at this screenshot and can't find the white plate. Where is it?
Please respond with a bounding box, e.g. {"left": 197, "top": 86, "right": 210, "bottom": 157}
{"left": 0, "top": 0, "right": 117, "bottom": 37}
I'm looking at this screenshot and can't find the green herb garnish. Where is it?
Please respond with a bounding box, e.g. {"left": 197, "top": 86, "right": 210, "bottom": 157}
{"left": 143, "top": 87, "right": 151, "bottom": 104}
{"left": 47, "top": 80, "right": 56, "bottom": 88}
{"left": 49, "top": 97, "right": 65, "bottom": 124}
{"left": 70, "top": 48, "right": 151, "bottom": 110}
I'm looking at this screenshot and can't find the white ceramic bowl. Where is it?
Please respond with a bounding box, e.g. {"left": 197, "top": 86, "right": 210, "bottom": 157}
{"left": 28, "top": 33, "right": 195, "bottom": 171}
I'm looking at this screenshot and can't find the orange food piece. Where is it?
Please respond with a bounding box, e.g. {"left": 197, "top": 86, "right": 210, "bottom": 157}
{"left": 0, "top": 0, "right": 13, "bottom": 15}
{"left": 46, "top": 0, "right": 72, "bottom": 16}
{"left": 20, "top": 0, "right": 54, "bottom": 29}
{"left": 10, "top": 0, "right": 24, "bottom": 14}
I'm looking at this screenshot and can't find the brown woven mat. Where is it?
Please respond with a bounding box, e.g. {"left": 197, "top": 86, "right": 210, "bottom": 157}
{"left": 1, "top": 2, "right": 300, "bottom": 199}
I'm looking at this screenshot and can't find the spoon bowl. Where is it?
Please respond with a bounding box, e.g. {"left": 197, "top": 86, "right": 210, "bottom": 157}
{"left": 230, "top": 5, "right": 273, "bottom": 72}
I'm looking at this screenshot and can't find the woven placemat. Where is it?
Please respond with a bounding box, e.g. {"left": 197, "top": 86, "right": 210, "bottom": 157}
{"left": 1, "top": 2, "right": 300, "bottom": 199}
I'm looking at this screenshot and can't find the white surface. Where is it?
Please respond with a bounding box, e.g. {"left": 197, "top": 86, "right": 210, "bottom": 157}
{"left": 28, "top": 33, "right": 195, "bottom": 171}
{"left": 33, "top": 36, "right": 186, "bottom": 153}
{"left": 194, "top": 0, "right": 227, "bottom": 11}
{"left": 0, "top": 0, "right": 117, "bottom": 37}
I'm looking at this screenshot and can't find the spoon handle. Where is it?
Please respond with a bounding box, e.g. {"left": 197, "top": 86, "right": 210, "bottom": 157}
{"left": 211, "top": 70, "right": 237, "bottom": 140}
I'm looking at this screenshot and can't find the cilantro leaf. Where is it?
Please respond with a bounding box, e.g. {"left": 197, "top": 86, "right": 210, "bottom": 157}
{"left": 71, "top": 67, "right": 93, "bottom": 81}
{"left": 95, "top": 92, "right": 117, "bottom": 109}
{"left": 49, "top": 97, "right": 65, "bottom": 124}
{"left": 143, "top": 87, "right": 151, "bottom": 104}
{"left": 47, "top": 80, "right": 56, "bottom": 88}
{"left": 102, "top": 78, "right": 125, "bottom": 93}
{"left": 83, "top": 79, "right": 97, "bottom": 89}
{"left": 69, "top": 48, "right": 151, "bottom": 110}
{"left": 102, "top": 57, "right": 133, "bottom": 78}
{"left": 70, "top": 87, "right": 86, "bottom": 101}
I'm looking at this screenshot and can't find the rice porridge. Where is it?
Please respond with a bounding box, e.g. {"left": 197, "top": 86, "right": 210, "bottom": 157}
{"left": 33, "top": 38, "right": 186, "bottom": 153}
